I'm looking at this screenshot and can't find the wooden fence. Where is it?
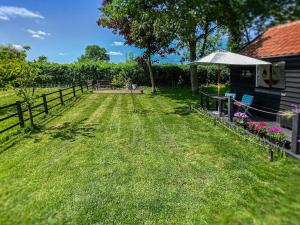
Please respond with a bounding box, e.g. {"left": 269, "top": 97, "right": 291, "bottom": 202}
{"left": 0, "top": 83, "right": 90, "bottom": 134}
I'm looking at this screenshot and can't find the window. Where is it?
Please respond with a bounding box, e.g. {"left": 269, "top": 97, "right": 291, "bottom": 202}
{"left": 256, "top": 62, "right": 285, "bottom": 89}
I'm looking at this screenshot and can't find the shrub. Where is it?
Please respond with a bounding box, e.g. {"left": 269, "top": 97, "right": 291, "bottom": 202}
{"left": 35, "top": 62, "right": 229, "bottom": 87}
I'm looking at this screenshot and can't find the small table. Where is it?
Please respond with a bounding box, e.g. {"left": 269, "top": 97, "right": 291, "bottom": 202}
{"left": 207, "top": 94, "right": 228, "bottom": 116}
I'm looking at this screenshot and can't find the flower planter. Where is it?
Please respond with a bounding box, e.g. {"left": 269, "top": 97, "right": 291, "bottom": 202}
{"left": 266, "top": 136, "right": 290, "bottom": 148}
{"left": 258, "top": 133, "right": 267, "bottom": 138}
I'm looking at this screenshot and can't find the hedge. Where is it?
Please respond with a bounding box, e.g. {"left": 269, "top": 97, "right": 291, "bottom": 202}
{"left": 36, "top": 62, "right": 229, "bottom": 87}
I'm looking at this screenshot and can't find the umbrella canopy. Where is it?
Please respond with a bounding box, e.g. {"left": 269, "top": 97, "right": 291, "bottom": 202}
{"left": 192, "top": 50, "right": 271, "bottom": 65}
{"left": 191, "top": 51, "right": 271, "bottom": 97}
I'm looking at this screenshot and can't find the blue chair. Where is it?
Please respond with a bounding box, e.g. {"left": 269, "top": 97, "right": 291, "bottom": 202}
{"left": 234, "top": 94, "right": 254, "bottom": 115}
{"left": 225, "top": 92, "right": 236, "bottom": 99}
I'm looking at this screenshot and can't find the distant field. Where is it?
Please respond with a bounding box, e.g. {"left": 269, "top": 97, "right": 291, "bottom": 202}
{"left": 0, "top": 88, "right": 62, "bottom": 106}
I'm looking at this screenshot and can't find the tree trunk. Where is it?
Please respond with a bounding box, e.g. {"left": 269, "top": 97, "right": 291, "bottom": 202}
{"left": 146, "top": 54, "right": 156, "bottom": 93}
{"left": 32, "top": 86, "right": 35, "bottom": 96}
{"left": 189, "top": 38, "right": 198, "bottom": 93}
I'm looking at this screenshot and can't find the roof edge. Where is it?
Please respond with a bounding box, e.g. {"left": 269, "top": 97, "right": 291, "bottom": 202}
{"left": 259, "top": 53, "right": 300, "bottom": 59}
{"left": 238, "top": 32, "right": 264, "bottom": 54}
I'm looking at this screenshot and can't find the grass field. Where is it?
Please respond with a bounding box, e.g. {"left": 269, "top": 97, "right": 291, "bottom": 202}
{"left": 0, "top": 88, "right": 63, "bottom": 106}
{"left": 1, "top": 89, "right": 300, "bottom": 224}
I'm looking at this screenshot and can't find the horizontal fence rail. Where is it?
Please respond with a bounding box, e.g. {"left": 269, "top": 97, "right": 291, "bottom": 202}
{"left": 0, "top": 82, "right": 91, "bottom": 134}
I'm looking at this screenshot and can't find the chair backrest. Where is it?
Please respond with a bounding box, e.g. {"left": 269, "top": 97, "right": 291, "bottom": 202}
{"left": 225, "top": 92, "right": 236, "bottom": 99}
{"left": 241, "top": 94, "right": 254, "bottom": 106}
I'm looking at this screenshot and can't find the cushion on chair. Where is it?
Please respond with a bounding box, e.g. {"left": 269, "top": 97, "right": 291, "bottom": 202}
{"left": 241, "top": 95, "right": 254, "bottom": 106}
{"left": 225, "top": 92, "right": 236, "bottom": 99}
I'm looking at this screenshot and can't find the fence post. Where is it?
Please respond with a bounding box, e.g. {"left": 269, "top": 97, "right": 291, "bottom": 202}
{"left": 80, "top": 83, "right": 84, "bottom": 93}
{"left": 42, "top": 94, "right": 48, "bottom": 114}
{"left": 28, "top": 103, "right": 34, "bottom": 128}
{"left": 228, "top": 96, "right": 234, "bottom": 122}
{"left": 16, "top": 101, "right": 24, "bottom": 128}
{"left": 59, "top": 89, "right": 64, "bottom": 105}
{"left": 291, "top": 112, "right": 300, "bottom": 154}
{"left": 268, "top": 147, "right": 274, "bottom": 162}
{"left": 206, "top": 96, "right": 209, "bottom": 110}
{"left": 72, "top": 86, "right": 76, "bottom": 97}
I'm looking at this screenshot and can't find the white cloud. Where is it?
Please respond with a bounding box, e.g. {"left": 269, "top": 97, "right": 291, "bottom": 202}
{"left": 0, "top": 15, "right": 9, "bottom": 20}
{"left": 58, "top": 52, "right": 67, "bottom": 56}
{"left": 112, "top": 41, "right": 124, "bottom": 46}
{"left": 27, "top": 29, "right": 51, "bottom": 40}
{"left": 0, "top": 6, "right": 44, "bottom": 21}
{"left": 108, "top": 51, "right": 123, "bottom": 56}
{"left": 12, "top": 44, "right": 23, "bottom": 50}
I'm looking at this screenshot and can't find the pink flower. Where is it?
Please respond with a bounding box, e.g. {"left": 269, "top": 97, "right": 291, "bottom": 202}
{"left": 247, "top": 121, "right": 255, "bottom": 126}
{"left": 258, "top": 122, "right": 267, "bottom": 127}
{"left": 267, "top": 127, "right": 283, "bottom": 133}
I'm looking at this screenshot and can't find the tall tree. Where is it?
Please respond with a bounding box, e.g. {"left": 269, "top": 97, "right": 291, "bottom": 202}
{"left": 160, "top": 0, "right": 299, "bottom": 92}
{"left": 160, "top": 0, "right": 221, "bottom": 93}
{"left": 0, "top": 45, "right": 40, "bottom": 127}
{"left": 77, "top": 45, "right": 110, "bottom": 63}
{"left": 0, "top": 45, "right": 27, "bottom": 87}
{"left": 98, "top": 0, "right": 175, "bottom": 93}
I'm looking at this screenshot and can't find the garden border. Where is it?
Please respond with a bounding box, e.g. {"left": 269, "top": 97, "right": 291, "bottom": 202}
{"left": 191, "top": 105, "right": 300, "bottom": 161}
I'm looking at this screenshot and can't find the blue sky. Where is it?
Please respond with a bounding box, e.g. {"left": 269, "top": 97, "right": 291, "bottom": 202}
{"left": 0, "top": 0, "right": 181, "bottom": 64}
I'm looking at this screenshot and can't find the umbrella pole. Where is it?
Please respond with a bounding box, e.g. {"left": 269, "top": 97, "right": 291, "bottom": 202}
{"left": 217, "top": 65, "right": 221, "bottom": 96}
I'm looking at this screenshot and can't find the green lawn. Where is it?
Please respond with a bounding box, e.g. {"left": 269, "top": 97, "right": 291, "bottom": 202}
{"left": 0, "top": 89, "right": 300, "bottom": 224}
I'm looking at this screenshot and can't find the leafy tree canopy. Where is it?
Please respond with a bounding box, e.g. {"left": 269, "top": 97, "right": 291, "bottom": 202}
{"left": 34, "top": 56, "right": 48, "bottom": 63}
{"left": 0, "top": 45, "right": 28, "bottom": 87}
{"left": 98, "top": 0, "right": 176, "bottom": 92}
{"left": 218, "top": 0, "right": 300, "bottom": 50}
{"left": 77, "top": 45, "right": 110, "bottom": 63}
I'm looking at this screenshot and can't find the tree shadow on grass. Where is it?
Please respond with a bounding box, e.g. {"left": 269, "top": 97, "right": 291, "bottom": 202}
{"left": 171, "top": 106, "right": 193, "bottom": 116}
{"left": 47, "top": 120, "right": 96, "bottom": 142}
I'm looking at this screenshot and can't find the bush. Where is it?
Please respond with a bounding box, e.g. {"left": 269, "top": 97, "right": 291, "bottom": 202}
{"left": 36, "top": 62, "right": 229, "bottom": 87}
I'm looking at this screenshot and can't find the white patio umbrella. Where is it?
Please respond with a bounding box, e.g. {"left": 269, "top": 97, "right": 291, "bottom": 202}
{"left": 192, "top": 50, "right": 271, "bottom": 95}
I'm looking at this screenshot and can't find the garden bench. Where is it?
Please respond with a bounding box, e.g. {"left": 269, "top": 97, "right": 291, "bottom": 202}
{"left": 96, "top": 80, "right": 112, "bottom": 89}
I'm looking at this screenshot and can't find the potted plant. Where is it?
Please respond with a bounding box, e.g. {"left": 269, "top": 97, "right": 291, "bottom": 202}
{"left": 247, "top": 121, "right": 256, "bottom": 133}
{"left": 234, "top": 112, "right": 248, "bottom": 127}
{"left": 255, "top": 122, "right": 267, "bottom": 138}
{"left": 132, "top": 84, "right": 138, "bottom": 90}
{"left": 266, "top": 127, "right": 287, "bottom": 147}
